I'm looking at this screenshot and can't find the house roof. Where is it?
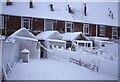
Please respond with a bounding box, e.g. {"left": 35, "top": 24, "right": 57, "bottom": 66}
{"left": 36, "top": 31, "right": 63, "bottom": 40}
{"left": 9, "top": 28, "right": 37, "bottom": 39}
{"left": 62, "top": 32, "right": 88, "bottom": 41}
{"left": 2, "top": 0, "right": 119, "bottom": 27}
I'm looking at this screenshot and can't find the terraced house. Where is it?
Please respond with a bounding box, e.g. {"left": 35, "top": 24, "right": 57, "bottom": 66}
{"left": 0, "top": 0, "right": 120, "bottom": 40}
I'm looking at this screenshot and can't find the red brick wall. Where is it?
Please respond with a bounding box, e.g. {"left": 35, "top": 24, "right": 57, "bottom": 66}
{"left": 32, "top": 18, "right": 44, "bottom": 31}
{"left": 90, "top": 24, "right": 96, "bottom": 36}
{"left": 6, "top": 15, "right": 21, "bottom": 36}
{"left": 73, "top": 22, "right": 83, "bottom": 32}
{"left": 56, "top": 20, "right": 65, "bottom": 33}
{"left": 106, "top": 26, "right": 112, "bottom": 38}
{"left": 118, "top": 27, "right": 120, "bottom": 39}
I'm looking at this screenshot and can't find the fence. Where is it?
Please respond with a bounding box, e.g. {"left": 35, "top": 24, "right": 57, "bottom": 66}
{"left": 2, "top": 38, "right": 19, "bottom": 80}
{"left": 47, "top": 48, "right": 99, "bottom": 73}
{"left": 69, "top": 58, "right": 99, "bottom": 72}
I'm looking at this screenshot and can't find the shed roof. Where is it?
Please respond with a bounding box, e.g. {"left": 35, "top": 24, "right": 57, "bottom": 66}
{"left": 62, "top": 32, "right": 88, "bottom": 41}
{"left": 46, "top": 39, "right": 66, "bottom": 43}
{"left": 9, "top": 28, "right": 37, "bottom": 39}
{"left": 36, "top": 31, "right": 63, "bottom": 40}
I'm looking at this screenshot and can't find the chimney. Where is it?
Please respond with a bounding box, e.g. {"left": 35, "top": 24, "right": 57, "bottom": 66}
{"left": 68, "top": 5, "right": 74, "bottom": 14}
{"left": 50, "top": 3, "right": 54, "bottom": 11}
{"left": 29, "top": 0, "right": 33, "bottom": 8}
{"left": 108, "top": 8, "right": 114, "bottom": 19}
{"left": 83, "top": 3, "right": 87, "bottom": 16}
{"left": 6, "top": 0, "right": 12, "bottom": 6}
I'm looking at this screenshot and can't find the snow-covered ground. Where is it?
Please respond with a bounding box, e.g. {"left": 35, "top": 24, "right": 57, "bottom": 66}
{"left": 7, "top": 59, "right": 117, "bottom": 80}
{"left": 7, "top": 43, "right": 118, "bottom": 80}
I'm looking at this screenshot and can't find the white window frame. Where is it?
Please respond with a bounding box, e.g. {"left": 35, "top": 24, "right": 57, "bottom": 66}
{"left": 0, "top": 16, "right": 4, "bottom": 29}
{"left": 21, "top": 17, "right": 31, "bottom": 29}
{"left": 99, "top": 25, "right": 105, "bottom": 36}
{"left": 65, "top": 21, "right": 73, "bottom": 32}
{"left": 44, "top": 19, "right": 53, "bottom": 31}
{"left": 83, "top": 23, "right": 89, "bottom": 35}
{"left": 112, "top": 27, "right": 118, "bottom": 39}
{"left": 53, "top": 20, "right": 57, "bottom": 30}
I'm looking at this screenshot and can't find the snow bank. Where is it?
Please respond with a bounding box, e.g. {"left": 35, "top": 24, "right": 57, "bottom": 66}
{"left": 47, "top": 48, "right": 118, "bottom": 79}
{"left": 6, "top": 42, "right": 118, "bottom": 80}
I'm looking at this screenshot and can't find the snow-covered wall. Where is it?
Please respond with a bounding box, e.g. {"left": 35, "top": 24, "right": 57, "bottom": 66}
{"left": 15, "top": 37, "right": 40, "bottom": 59}
{"left": 1, "top": 1, "right": 119, "bottom": 26}
{"left": 2, "top": 39, "right": 19, "bottom": 71}
{"left": 47, "top": 48, "right": 118, "bottom": 78}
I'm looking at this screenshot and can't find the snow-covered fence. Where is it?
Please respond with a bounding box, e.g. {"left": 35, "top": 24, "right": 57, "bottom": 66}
{"left": 69, "top": 58, "right": 99, "bottom": 72}
{"left": 47, "top": 49, "right": 99, "bottom": 72}
{"left": 2, "top": 39, "right": 19, "bottom": 80}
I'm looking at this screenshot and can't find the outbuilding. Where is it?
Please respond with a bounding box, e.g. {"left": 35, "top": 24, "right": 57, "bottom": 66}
{"left": 36, "top": 31, "right": 66, "bottom": 58}
{"left": 8, "top": 28, "right": 40, "bottom": 59}
{"left": 62, "top": 32, "right": 93, "bottom": 49}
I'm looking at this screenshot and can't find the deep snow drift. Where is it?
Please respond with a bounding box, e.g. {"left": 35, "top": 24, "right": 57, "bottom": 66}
{"left": 7, "top": 42, "right": 118, "bottom": 80}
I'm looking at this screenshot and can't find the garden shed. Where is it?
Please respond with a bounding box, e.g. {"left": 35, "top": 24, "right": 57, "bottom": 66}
{"left": 8, "top": 28, "right": 40, "bottom": 59}
{"left": 36, "top": 31, "right": 66, "bottom": 58}
{"left": 62, "top": 32, "right": 93, "bottom": 49}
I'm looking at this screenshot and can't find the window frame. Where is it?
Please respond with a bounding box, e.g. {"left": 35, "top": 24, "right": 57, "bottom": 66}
{"left": 0, "top": 16, "right": 4, "bottom": 29}
{"left": 83, "top": 23, "right": 89, "bottom": 35}
{"left": 65, "top": 21, "right": 73, "bottom": 32}
{"left": 21, "top": 17, "right": 31, "bottom": 30}
{"left": 44, "top": 19, "right": 53, "bottom": 31}
{"left": 112, "top": 27, "right": 118, "bottom": 39}
{"left": 99, "top": 25, "right": 106, "bottom": 36}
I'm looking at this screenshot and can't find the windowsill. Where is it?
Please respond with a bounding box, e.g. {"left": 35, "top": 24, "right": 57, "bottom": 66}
{"left": 99, "top": 34, "right": 105, "bottom": 37}
{"left": 83, "top": 33, "right": 89, "bottom": 35}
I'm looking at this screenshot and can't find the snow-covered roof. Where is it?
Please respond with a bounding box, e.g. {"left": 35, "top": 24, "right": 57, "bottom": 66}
{"left": 36, "top": 31, "right": 62, "bottom": 40}
{"left": 1, "top": 1, "right": 119, "bottom": 27}
{"left": 9, "top": 28, "right": 36, "bottom": 39}
{"left": 21, "top": 48, "right": 30, "bottom": 53}
{"left": 74, "top": 40, "right": 92, "bottom": 43}
{"left": 88, "top": 36, "right": 109, "bottom": 41}
{"left": 62, "top": 32, "right": 88, "bottom": 41}
{"left": 46, "top": 39, "right": 66, "bottom": 43}
{"left": 15, "top": 36, "right": 38, "bottom": 42}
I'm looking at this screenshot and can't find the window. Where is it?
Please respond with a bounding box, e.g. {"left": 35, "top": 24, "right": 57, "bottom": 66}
{"left": 83, "top": 23, "right": 89, "bottom": 34}
{"left": 44, "top": 19, "right": 53, "bottom": 31}
{"left": 88, "top": 43, "right": 90, "bottom": 47}
{"left": 99, "top": 25, "right": 106, "bottom": 36}
{"left": 65, "top": 22, "right": 73, "bottom": 32}
{"left": 22, "top": 17, "right": 31, "bottom": 29}
{"left": 79, "top": 43, "right": 84, "bottom": 47}
{"left": 0, "top": 16, "right": 4, "bottom": 29}
{"left": 112, "top": 27, "right": 118, "bottom": 39}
